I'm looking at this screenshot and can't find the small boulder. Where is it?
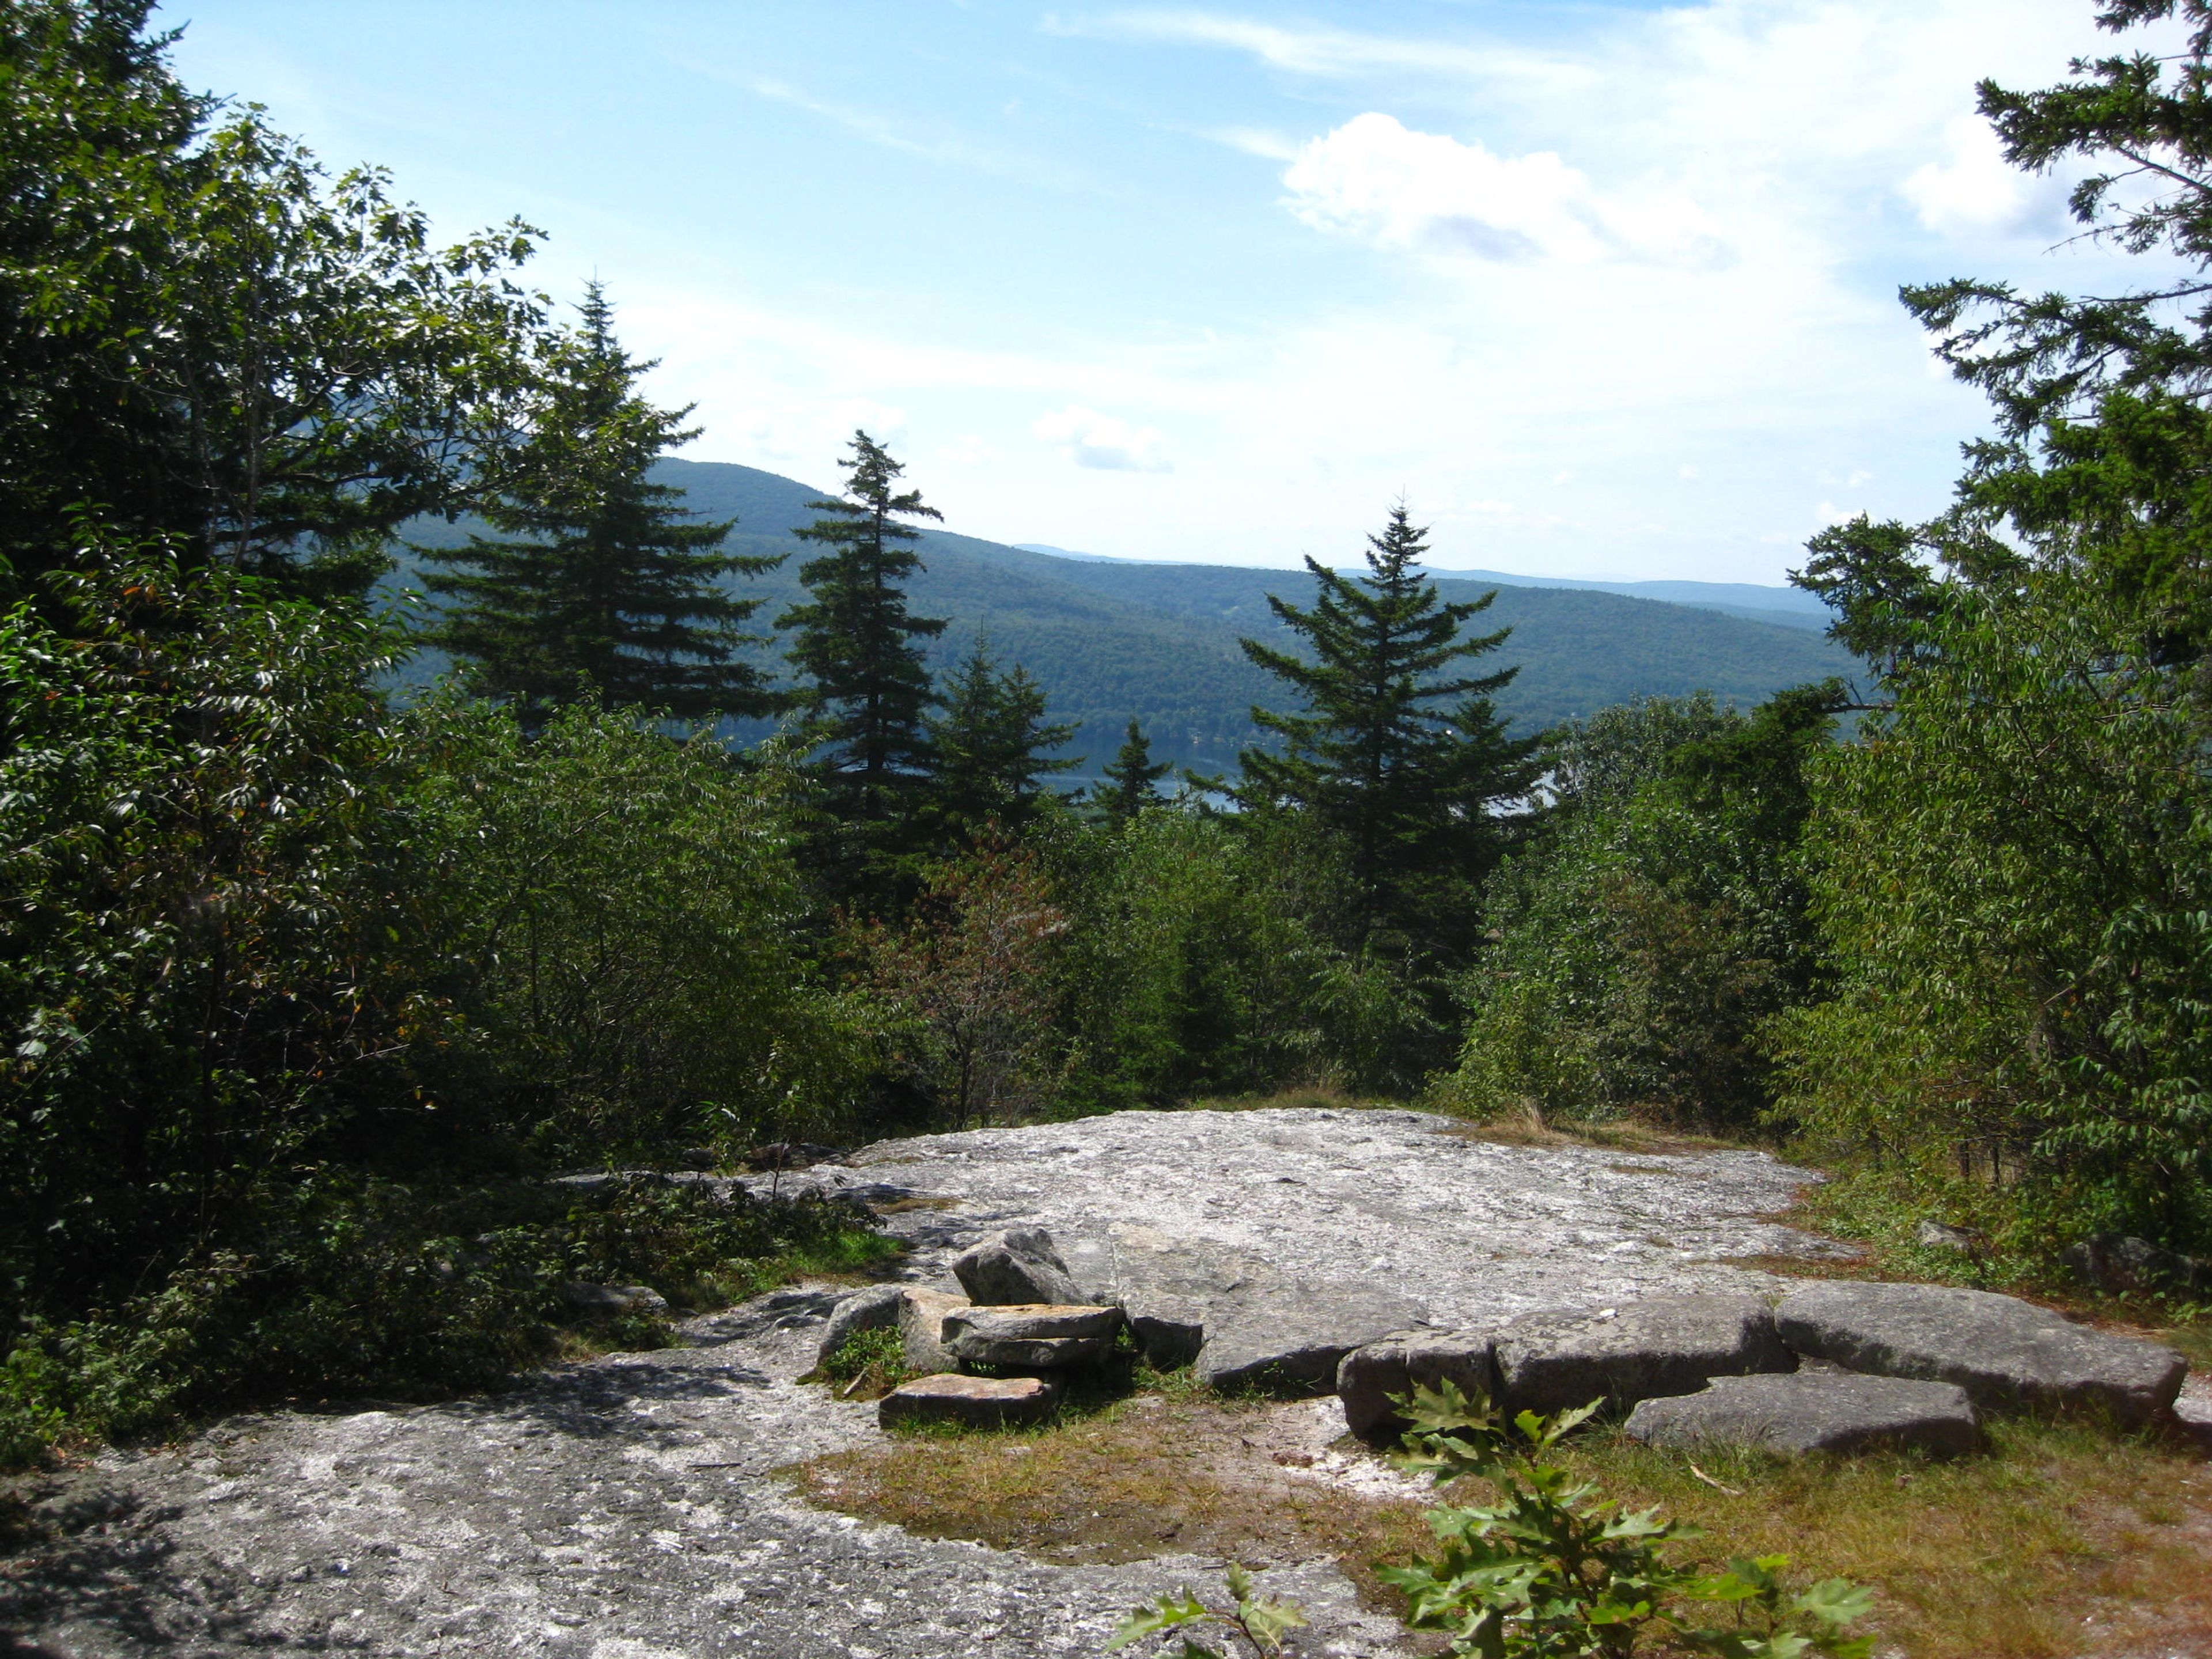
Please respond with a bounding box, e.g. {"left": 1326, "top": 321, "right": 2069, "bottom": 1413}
{"left": 899, "top": 1286, "right": 971, "bottom": 1373}
{"left": 1337, "top": 1331, "right": 1497, "bottom": 1442}
{"left": 1775, "top": 1281, "right": 2186, "bottom": 1427}
{"left": 2063, "top": 1233, "right": 2211, "bottom": 1298}
{"left": 559, "top": 1282, "right": 668, "bottom": 1317}
{"left": 1915, "top": 1220, "right": 1978, "bottom": 1255}
{"left": 816, "top": 1283, "right": 906, "bottom": 1370}
{"left": 1493, "top": 1295, "right": 1793, "bottom": 1416}
{"left": 1624, "top": 1372, "right": 1980, "bottom": 1458}
{"left": 878, "top": 1373, "right": 1059, "bottom": 1430}
{"left": 945, "top": 1304, "right": 1122, "bottom": 1370}
{"left": 952, "top": 1227, "right": 1086, "bottom": 1307}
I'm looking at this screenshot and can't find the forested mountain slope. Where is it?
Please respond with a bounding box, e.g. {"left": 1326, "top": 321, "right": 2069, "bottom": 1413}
{"left": 396, "top": 457, "right": 1857, "bottom": 772}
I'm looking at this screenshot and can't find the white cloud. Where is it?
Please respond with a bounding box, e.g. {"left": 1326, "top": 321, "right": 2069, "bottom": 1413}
{"left": 1901, "top": 115, "right": 2061, "bottom": 237}
{"left": 1035, "top": 405, "right": 1172, "bottom": 471}
{"left": 1283, "top": 113, "right": 1723, "bottom": 266}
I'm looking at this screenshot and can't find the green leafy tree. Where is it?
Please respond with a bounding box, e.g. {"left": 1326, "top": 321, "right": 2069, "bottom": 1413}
{"left": 1100, "top": 717, "right": 1172, "bottom": 824}
{"left": 1771, "top": 1, "right": 2212, "bottom": 1253}
{"left": 1444, "top": 690, "right": 1840, "bottom": 1133}
{"left": 922, "top": 638, "right": 1075, "bottom": 844}
{"left": 777, "top": 431, "right": 947, "bottom": 884}
{"left": 1238, "top": 502, "right": 1539, "bottom": 947}
{"left": 421, "top": 284, "right": 780, "bottom": 726}
{"left": 0, "top": 2, "right": 548, "bottom": 599}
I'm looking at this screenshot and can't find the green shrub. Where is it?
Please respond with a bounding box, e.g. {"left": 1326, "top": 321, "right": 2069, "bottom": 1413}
{"left": 1378, "top": 1382, "right": 1870, "bottom": 1659}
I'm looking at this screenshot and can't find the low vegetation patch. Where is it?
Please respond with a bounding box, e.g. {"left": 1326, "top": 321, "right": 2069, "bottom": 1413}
{"left": 1, "top": 1179, "right": 892, "bottom": 1468}
{"left": 791, "top": 1369, "right": 2212, "bottom": 1659}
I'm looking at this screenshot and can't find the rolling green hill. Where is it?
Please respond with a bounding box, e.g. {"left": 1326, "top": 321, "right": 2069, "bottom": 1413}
{"left": 394, "top": 457, "right": 1859, "bottom": 776}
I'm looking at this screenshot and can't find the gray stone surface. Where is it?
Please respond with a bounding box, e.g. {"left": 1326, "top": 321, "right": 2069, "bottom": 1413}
{"left": 1492, "top": 1294, "right": 1794, "bottom": 1416}
{"left": 899, "top": 1286, "right": 970, "bottom": 1373}
{"left": 2, "top": 1108, "right": 1838, "bottom": 1658}
{"left": 2063, "top": 1232, "right": 2212, "bottom": 1297}
{"left": 0, "top": 1293, "right": 1406, "bottom": 1658}
{"left": 878, "top": 1374, "right": 1060, "bottom": 1430}
{"left": 1196, "top": 1286, "right": 1428, "bottom": 1397}
{"left": 952, "top": 1228, "right": 1086, "bottom": 1308}
{"left": 798, "top": 1108, "right": 1838, "bottom": 1378}
{"left": 1624, "top": 1372, "right": 1981, "bottom": 1457}
{"left": 1915, "top": 1220, "right": 1977, "bottom": 1254}
{"left": 1337, "top": 1332, "right": 1497, "bottom": 1441}
{"left": 944, "top": 1305, "right": 1122, "bottom": 1370}
{"left": 1777, "top": 1281, "right": 2186, "bottom": 1426}
{"left": 816, "top": 1282, "right": 906, "bottom": 1369}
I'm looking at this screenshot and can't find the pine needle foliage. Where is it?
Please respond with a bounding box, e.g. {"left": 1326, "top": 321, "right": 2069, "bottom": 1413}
{"left": 421, "top": 284, "right": 779, "bottom": 725}
{"left": 922, "top": 637, "right": 1075, "bottom": 845}
{"left": 1237, "top": 502, "right": 1540, "bottom": 945}
{"left": 1101, "top": 718, "right": 1172, "bottom": 824}
{"left": 777, "top": 430, "right": 948, "bottom": 834}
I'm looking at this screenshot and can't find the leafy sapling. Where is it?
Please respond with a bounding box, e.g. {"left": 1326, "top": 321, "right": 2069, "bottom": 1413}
{"left": 1379, "top": 1381, "right": 1871, "bottom": 1659}
{"left": 1108, "top": 1564, "right": 1308, "bottom": 1659}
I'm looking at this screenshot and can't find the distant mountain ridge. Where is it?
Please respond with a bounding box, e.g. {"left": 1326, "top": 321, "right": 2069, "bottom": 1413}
{"left": 1015, "top": 542, "right": 1833, "bottom": 632}
{"left": 393, "top": 457, "right": 1860, "bottom": 776}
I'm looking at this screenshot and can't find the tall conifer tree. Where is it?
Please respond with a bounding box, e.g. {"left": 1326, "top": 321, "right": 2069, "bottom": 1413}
{"left": 1101, "top": 718, "right": 1172, "bottom": 824}
{"left": 422, "top": 284, "right": 779, "bottom": 725}
{"left": 1239, "top": 502, "right": 1539, "bottom": 939}
{"left": 923, "top": 638, "right": 1075, "bottom": 843}
{"left": 776, "top": 431, "right": 948, "bottom": 876}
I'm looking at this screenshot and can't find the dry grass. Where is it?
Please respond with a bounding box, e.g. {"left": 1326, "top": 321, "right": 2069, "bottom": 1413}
{"left": 785, "top": 1392, "right": 1435, "bottom": 1608}
{"left": 786, "top": 1380, "right": 2212, "bottom": 1659}
{"left": 1438, "top": 1105, "right": 1745, "bottom": 1158}
{"left": 1557, "top": 1419, "right": 2212, "bottom": 1659}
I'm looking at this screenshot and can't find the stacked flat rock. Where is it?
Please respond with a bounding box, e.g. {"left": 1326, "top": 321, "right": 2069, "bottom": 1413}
{"left": 1625, "top": 1372, "right": 1980, "bottom": 1458}
{"left": 1777, "top": 1281, "right": 2186, "bottom": 1427}
{"left": 878, "top": 1373, "right": 1060, "bottom": 1430}
{"left": 946, "top": 1304, "right": 1121, "bottom": 1369}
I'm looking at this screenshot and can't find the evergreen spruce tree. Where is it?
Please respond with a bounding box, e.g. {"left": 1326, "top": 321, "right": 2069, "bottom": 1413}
{"left": 1101, "top": 718, "right": 1172, "bottom": 824}
{"left": 923, "top": 638, "right": 1075, "bottom": 844}
{"left": 775, "top": 431, "right": 948, "bottom": 885}
{"left": 422, "top": 284, "right": 779, "bottom": 725}
{"left": 1238, "top": 502, "right": 1540, "bottom": 941}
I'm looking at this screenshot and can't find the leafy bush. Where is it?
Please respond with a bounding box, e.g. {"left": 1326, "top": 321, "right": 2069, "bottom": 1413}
{"left": 1442, "top": 690, "right": 1836, "bottom": 1133}
{"left": 1772, "top": 570, "right": 2212, "bottom": 1252}
{"left": 0, "top": 1173, "right": 886, "bottom": 1463}
{"left": 1380, "top": 1382, "right": 1871, "bottom": 1659}
{"left": 403, "top": 696, "right": 876, "bottom": 1162}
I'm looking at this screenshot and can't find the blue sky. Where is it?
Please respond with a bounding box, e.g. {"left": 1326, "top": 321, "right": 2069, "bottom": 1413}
{"left": 159, "top": 1, "right": 2159, "bottom": 581}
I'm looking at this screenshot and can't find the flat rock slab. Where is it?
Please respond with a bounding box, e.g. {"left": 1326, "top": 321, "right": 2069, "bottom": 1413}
{"left": 1196, "top": 1286, "right": 1427, "bottom": 1397}
{"left": 945, "top": 1304, "right": 1123, "bottom": 1370}
{"left": 1, "top": 1294, "right": 1410, "bottom": 1658}
{"left": 1777, "top": 1281, "right": 2186, "bottom": 1426}
{"left": 1493, "top": 1294, "right": 1794, "bottom": 1416}
{"left": 1338, "top": 1332, "right": 1497, "bottom": 1441}
{"left": 787, "top": 1108, "right": 1835, "bottom": 1387}
{"left": 879, "top": 1373, "right": 1062, "bottom": 1429}
{"left": 1625, "top": 1372, "right": 1981, "bottom": 1458}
